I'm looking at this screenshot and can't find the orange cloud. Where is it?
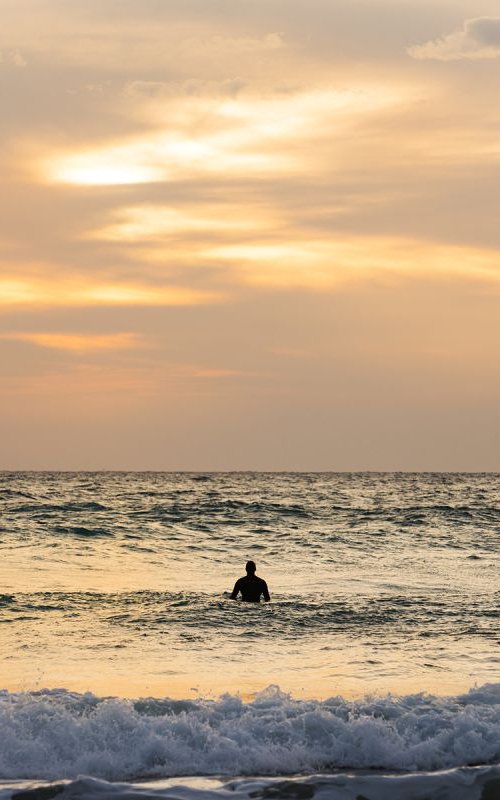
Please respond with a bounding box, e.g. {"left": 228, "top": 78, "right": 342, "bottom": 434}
{"left": 89, "top": 204, "right": 280, "bottom": 241}
{"left": 37, "top": 86, "right": 405, "bottom": 186}
{"left": 0, "top": 332, "right": 144, "bottom": 351}
{"left": 0, "top": 277, "right": 222, "bottom": 307}
{"left": 204, "top": 236, "right": 500, "bottom": 288}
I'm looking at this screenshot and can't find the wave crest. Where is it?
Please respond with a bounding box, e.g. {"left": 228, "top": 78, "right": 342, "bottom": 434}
{"left": 1, "top": 685, "right": 500, "bottom": 781}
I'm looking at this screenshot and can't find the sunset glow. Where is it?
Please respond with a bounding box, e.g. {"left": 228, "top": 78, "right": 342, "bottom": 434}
{"left": 2, "top": 0, "right": 500, "bottom": 469}
{"left": 0, "top": 278, "right": 219, "bottom": 307}
{"left": 2, "top": 8, "right": 500, "bottom": 792}
{"left": 41, "top": 87, "right": 404, "bottom": 187}
{"left": 0, "top": 332, "right": 143, "bottom": 352}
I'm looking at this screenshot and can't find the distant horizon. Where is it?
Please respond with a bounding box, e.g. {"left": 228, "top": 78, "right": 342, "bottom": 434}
{"left": 3, "top": 468, "right": 500, "bottom": 474}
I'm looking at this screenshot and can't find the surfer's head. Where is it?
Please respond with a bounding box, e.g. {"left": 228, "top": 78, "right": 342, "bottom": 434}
{"left": 246, "top": 560, "right": 256, "bottom": 575}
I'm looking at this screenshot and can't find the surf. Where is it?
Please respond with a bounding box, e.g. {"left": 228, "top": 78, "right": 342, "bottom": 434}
{"left": 1, "top": 685, "right": 500, "bottom": 782}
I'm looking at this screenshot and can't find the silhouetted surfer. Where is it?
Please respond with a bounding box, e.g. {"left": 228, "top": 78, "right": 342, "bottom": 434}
{"left": 230, "top": 560, "right": 270, "bottom": 603}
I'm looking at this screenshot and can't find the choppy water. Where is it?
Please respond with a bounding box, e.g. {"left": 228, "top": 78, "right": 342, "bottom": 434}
{"left": 0, "top": 472, "right": 499, "bottom": 794}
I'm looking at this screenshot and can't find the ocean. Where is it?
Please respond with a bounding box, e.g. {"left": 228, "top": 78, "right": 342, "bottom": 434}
{"left": 0, "top": 472, "right": 499, "bottom": 799}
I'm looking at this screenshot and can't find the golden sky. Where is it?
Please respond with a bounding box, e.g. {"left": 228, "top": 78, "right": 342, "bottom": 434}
{"left": 1, "top": 0, "right": 500, "bottom": 469}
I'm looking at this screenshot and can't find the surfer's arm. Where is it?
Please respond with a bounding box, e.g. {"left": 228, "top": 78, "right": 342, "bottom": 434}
{"left": 230, "top": 579, "right": 241, "bottom": 600}
{"left": 262, "top": 582, "right": 270, "bottom": 602}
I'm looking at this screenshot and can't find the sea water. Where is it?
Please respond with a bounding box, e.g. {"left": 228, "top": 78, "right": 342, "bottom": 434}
{"left": 0, "top": 472, "right": 499, "bottom": 798}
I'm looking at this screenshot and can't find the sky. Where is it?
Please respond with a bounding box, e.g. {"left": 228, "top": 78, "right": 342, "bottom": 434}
{"left": 1, "top": 0, "right": 500, "bottom": 470}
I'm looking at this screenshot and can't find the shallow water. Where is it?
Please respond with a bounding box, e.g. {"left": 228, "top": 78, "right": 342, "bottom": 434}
{"left": 1, "top": 472, "right": 498, "bottom": 698}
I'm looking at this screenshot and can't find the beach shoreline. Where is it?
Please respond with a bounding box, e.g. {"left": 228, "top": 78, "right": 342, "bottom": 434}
{"left": 2, "top": 767, "right": 500, "bottom": 800}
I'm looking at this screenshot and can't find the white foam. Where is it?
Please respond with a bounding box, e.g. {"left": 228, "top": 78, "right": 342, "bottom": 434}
{"left": 0, "top": 685, "right": 500, "bottom": 782}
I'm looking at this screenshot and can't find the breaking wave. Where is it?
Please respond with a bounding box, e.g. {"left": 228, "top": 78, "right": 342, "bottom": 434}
{"left": 1, "top": 684, "right": 500, "bottom": 782}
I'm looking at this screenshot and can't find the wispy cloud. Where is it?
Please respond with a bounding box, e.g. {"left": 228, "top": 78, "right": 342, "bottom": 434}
{"left": 0, "top": 49, "right": 27, "bottom": 68}
{"left": 0, "top": 278, "right": 221, "bottom": 307}
{"left": 408, "top": 17, "right": 500, "bottom": 61}
{"left": 178, "top": 32, "right": 285, "bottom": 56}
{"left": 0, "top": 332, "right": 144, "bottom": 351}
{"left": 37, "top": 87, "right": 402, "bottom": 186}
{"left": 205, "top": 237, "right": 500, "bottom": 289}
{"left": 89, "top": 204, "right": 280, "bottom": 241}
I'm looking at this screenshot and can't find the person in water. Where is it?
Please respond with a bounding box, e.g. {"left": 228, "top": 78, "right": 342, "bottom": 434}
{"left": 230, "top": 560, "right": 270, "bottom": 603}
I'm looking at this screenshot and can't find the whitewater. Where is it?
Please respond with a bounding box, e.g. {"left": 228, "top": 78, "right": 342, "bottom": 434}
{"left": 0, "top": 472, "right": 499, "bottom": 798}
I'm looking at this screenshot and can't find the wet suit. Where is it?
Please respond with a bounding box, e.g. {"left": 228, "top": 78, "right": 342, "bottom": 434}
{"left": 230, "top": 575, "right": 270, "bottom": 603}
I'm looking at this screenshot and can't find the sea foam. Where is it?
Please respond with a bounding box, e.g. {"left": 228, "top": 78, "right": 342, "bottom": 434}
{"left": 1, "top": 685, "right": 500, "bottom": 782}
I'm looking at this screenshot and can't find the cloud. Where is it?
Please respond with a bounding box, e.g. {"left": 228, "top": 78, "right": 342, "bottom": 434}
{"left": 88, "top": 204, "right": 280, "bottom": 241}
{"left": 179, "top": 32, "right": 285, "bottom": 56}
{"left": 204, "top": 236, "right": 500, "bottom": 289}
{"left": 0, "top": 16, "right": 285, "bottom": 74}
{"left": 0, "top": 49, "right": 27, "bottom": 67}
{"left": 0, "top": 332, "right": 143, "bottom": 352}
{"left": 408, "top": 17, "right": 500, "bottom": 61}
{"left": 0, "top": 278, "right": 221, "bottom": 307}
{"left": 38, "top": 86, "right": 402, "bottom": 187}
{"left": 124, "top": 78, "right": 247, "bottom": 100}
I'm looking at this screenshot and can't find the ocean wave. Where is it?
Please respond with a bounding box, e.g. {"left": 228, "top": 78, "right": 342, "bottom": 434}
{"left": 52, "top": 526, "right": 113, "bottom": 539}
{"left": 0, "top": 489, "right": 33, "bottom": 499}
{"left": 7, "top": 502, "right": 108, "bottom": 515}
{"left": 129, "top": 499, "right": 312, "bottom": 525}
{"left": 0, "top": 595, "right": 15, "bottom": 605}
{"left": 1, "top": 591, "right": 499, "bottom": 642}
{"left": 1, "top": 685, "right": 500, "bottom": 782}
